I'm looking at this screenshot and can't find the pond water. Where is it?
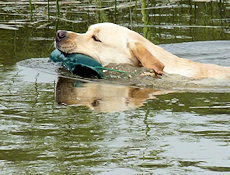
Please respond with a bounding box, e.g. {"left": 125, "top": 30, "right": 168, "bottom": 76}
{"left": 0, "top": 0, "right": 230, "bottom": 174}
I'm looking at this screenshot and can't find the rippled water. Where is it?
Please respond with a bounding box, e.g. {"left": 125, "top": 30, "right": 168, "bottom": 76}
{"left": 0, "top": 0, "right": 230, "bottom": 174}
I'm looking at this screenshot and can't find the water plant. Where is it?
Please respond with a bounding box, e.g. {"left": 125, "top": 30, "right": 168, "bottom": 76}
{"left": 56, "top": 0, "right": 60, "bottom": 16}
{"left": 29, "top": 0, "right": 33, "bottom": 14}
{"left": 28, "top": 0, "right": 59, "bottom": 16}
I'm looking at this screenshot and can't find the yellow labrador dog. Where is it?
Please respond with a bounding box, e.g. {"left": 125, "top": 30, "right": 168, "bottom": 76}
{"left": 56, "top": 23, "right": 230, "bottom": 79}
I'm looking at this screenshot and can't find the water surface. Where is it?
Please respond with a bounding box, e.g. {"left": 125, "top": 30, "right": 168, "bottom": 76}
{"left": 0, "top": 0, "right": 230, "bottom": 174}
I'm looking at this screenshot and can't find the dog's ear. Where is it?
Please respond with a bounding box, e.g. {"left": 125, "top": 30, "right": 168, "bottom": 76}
{"left": 128, "top": 41, "right": 165, "bottom": 75}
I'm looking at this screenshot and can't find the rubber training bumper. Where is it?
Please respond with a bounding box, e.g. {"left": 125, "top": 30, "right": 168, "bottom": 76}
{"left": 50, "top": 49, "right": 103, "bottom": 79}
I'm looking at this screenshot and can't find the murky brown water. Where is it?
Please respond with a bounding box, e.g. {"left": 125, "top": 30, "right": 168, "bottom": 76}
{"left": 0, "top": 0, "right": 230, "bottom": 174}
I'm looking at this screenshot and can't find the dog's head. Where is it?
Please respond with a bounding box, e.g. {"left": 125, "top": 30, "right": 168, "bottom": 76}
{"left": 55, "top": 23, "right": 164, "bottom": 74}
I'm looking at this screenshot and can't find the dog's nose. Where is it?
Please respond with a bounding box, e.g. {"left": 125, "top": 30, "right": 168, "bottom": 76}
{"left": 56, "top": 30, "right": 67, "bottom": 41}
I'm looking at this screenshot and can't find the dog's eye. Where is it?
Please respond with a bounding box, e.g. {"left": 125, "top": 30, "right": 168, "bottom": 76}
{"left": 92, "top": 35, "right": 101, "bottom": 42}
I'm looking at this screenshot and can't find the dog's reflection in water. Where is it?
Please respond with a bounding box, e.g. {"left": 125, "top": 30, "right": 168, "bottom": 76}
{"left": 56, "top": 77, "right": 169, "bottom": 113}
